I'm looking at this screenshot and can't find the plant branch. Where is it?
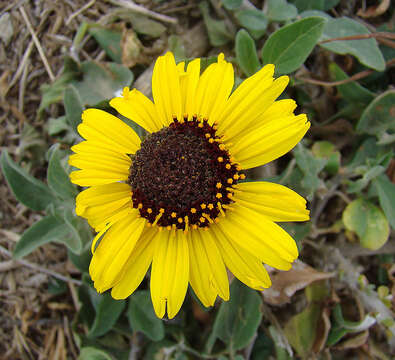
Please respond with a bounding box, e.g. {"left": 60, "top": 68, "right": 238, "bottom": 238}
{"left": 0, "top": 245, "right": 82, "bottom": 286}
{"left": 296, "top": 58, "right": 395, "bottom": 87}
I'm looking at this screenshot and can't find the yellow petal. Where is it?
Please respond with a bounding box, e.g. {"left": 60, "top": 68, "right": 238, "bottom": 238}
{"left": 234, "top": 182, "right": 309, "bottom": 222}
{"left": 69, "top": 152, "right": 131, "bottom": 174}
{"left": 111, "top": 227, "right": 157, "bottom": 299}
{"left": 194, "top": 54, "right": 234, "bottom": 124}
{"left": 189, "top": 228, "right": 229, "bottom": 307}
{"left": 90, "top": 212, "right": 146, "bottom": 292}
{"left": 216, "top": 203, "right": 298, "bottom": 267}
{"left": 152, "top": 52, "right": 182, "bottom": 126}
{"left": 76, "top": 182, "right": 131, "bottom": 217}
{"left": 210, "top": 225, "right": 272, "bottom": 289}
{"left": 233, "top": 114, "right": 310, "bottom": 169}
{"left": 150, "top": 229, "right": 189, "bottom": 319}
{"left": 78, "top": 109, "right": 141, "bottom": 154}
{"left": 110, "top": 88, "right": 163, "bottom": 133}
{"left": 70, "top": 169, "right": 129, "bottom": 187}
{"left": 219, "top": 75, "right": 289, "bottom": 142}
{"left": 216, "top": 64, "right": 274, "bottom": 135}
{"left": 179, "top": 59, "right": 200, "bottom": 117}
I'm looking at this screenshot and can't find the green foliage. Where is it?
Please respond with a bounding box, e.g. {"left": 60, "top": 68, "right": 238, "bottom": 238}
{"left": 319, "top": 17, "right": 385, "bottom": 71}
{"left": 207, "top": 280, "right": 263, "bottom": 352}
{"left": 199, "top": 1, "right": 233, "bottom": 46}
{"left": 267, "top": 0, "right": 298, "bottom": 22}
{"left": 89, "top": 26, "right": 122, "bottom": 63}
{"left": 1, "top": 150, "right": 56, "bottom": 211}
{"left": 127, "top": 290, "right": 165, "bottom": 341}
{"left": 47, "top": 145, "right": 77, "bottom": 200}
{"left": 327, "top": 304, "right": 376, "bottom": 346}
{"left": 373, "top": 175, "right": 395, "bottom": 229}
{"left": 357, "top": 90, "right": 395, "bottom": 144}
{"left": 343, "top": 199, "right": 389, "bottom": 250}
{"left": 88, "top": 293, "right": 126, "bottom": 338}
{"left": 235, "top": 29, "right": 260, "bottom": 76}
{"left": 293, "top": 143, "right": 327, "bottom": 200}
{"left": 261, "top": 17, "right": 326, "bottom": 75}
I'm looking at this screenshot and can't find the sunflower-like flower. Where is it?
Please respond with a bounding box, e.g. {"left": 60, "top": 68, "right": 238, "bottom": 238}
{"left": 69, "top": 52, "right": 310, "bottom": 319}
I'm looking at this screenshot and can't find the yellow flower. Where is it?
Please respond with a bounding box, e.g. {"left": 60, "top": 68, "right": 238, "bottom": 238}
{"left": 69, "top": 52, "right": 310, "bottom": 319}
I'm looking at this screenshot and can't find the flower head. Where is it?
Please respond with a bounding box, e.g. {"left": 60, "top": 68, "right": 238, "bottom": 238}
{"left": 69, "top": 52, "right": 310, "bottom": 319}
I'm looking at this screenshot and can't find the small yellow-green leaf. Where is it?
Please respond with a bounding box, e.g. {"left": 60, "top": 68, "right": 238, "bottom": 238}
{"left": 343, "top": 199, "right": 389, "bottom": 250}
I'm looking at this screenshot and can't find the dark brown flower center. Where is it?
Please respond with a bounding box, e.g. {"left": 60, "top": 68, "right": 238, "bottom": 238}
{"left": 128, "top": 116, "right": 244, "bottom": 230}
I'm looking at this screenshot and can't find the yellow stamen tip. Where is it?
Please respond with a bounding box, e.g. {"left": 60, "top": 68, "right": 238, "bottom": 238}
{"left": 199, "top": 217, "right": 205, "bottom": 223}
{"left": 159, "top": 208, "right": 165, "bottom": 213}
{"left": 227, "top": 178, "right": 233, "bottom": 184}
{"left": 208, "top": 203, "right": 214, "bottom": 210}
{"left": 138, "top": 203, "right": 143, "bottom": 209}
{"left": 225, "top": 164, "right": 231, "bottom": 170}
{"left": 233, "top": 174, "right": 239, "bottom": 180}
{"left": 147, "top": 208, "right": 152, "bottom": 214}
{"left": 205, "top": 133, "right": 211, "bottom": 139}
{"left": 240, "top": 174, "right": 246, "bottom": 180}
{"left": 200, "top": 203, "right": 207, "bottom": 209}
{"left": 216, "top": 193, "right": 222, "bottom": 199}
{"left": 171, "top": 212, "right": 177, "bottom": 218}
{"left": 178, "top": 217, "right": 183, "bottom": 223}
{"left": 166, "top": 225, "right": 172, "bottom": 231}
{"left": 217, "top": 157, "right": 224, "bottom": 163}
{"left": 216, "top": 182, "right": 222, "bottom": 189}
{"left": 190, "top": 208, "right": 197, "bottom": 214}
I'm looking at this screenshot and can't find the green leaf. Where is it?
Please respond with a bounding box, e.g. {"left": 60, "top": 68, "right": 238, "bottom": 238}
{"left": 64, "top": 84, "right": 84, "bottom": 132}
{"left": 311, "top": 140, "right": 340, "bottom": 175}
{"left": 1, "top": 150, "right": 56, "bottom": 211}
{"left": 235, "top": 29, "right": 260, "bottom": 77}
{"left": 61, "top": 208, "right": 89, "bottom": 253}
{"left": 47, "top": 145, "right": 77, "bottom": 200}
{"left": 327, "top": 304, "right": 376, "bottom": 346}
{"left": 292, "top": 0, "right": 339, "bottom": 11}
{"left": 127, "top": 13, "right": 166, "bottom": 38}
{"left": 13, "top": 215, "right": 71, "bottom": 258}
{"left": 79, "top": 347, "right": 113, "bottom": 360}
{"left": 88, "top": 293, "right": 126, "bottom": 338}
{"left": 89, "top": 26, "right": 122, "bottom": 63}
{"left": 168, "top": 35, "right": 186, "bottom": 63}
{"left": 261, "top": 17, "right": 326, "bottom": 75}
{"left": 209, "top": 280, "right": 262, "bottom": 351}
{"left": 222, "top": 0, "right": 242, "bottom": 10}
{"left": 347, "top": 165, "right": 386, "bottom": 194}
{"left": 356, "top": 90, "right": 395, "bottom": 144}
{"left": 71, "top": 61, "right": 134, "bottom": 106}
{"left": 343, "top": 199, "right": 390, "bottom": 250}
{"left": 329, "top": 63, "right": 375, "bottom": 104}
{"left": 284, "top": 303, "right": 320, "bottom": 358}
{"left": 373, "top": 174, "right": 395, "bottom": 229}
{"left": 235, "top": 9, "right": 268, "bottom": 32}
{"left": 127, "top": 290, "right": 164, "bottom": 341}
{"left": 293, "top": 144, "right": 327, "bottom": 200}
{"left": 319, "top": 17, "right": 385, "bottom": 71}
{"left": 199, "top": 1, "right": 232, "bottom": 47}
{"left": 267, "top": 0, "right": 298, "bottom": 22}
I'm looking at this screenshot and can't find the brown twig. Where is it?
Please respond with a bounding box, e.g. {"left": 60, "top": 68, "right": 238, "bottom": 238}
{"left": 319, "top": 31, "right": 395, "bottom": 44}
{"left": 296, "top": 58, "right": 395, "bottom": 87}
{"left": 19, "top": 6, "right": 55, "bottom": 82}
{"left": 0, "top": 245, "right": 82, "bottom": 286}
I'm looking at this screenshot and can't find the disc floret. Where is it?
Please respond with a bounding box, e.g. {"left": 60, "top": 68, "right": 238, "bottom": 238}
{"left": 129, "top": 115, "right": 244, "bottom": 231}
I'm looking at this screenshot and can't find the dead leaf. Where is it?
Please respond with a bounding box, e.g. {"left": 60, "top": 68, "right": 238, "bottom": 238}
{"left": 335, "top": 330, "right": 369, "bottom": 350}
{"left": 357, "top": 0, "right": 390, "bottom": 18}
{"left": 313, "top": 307, "right": 331, "bottom": 353}
{"left": 262, "top": 261, "right": 335, "bottom": 305}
